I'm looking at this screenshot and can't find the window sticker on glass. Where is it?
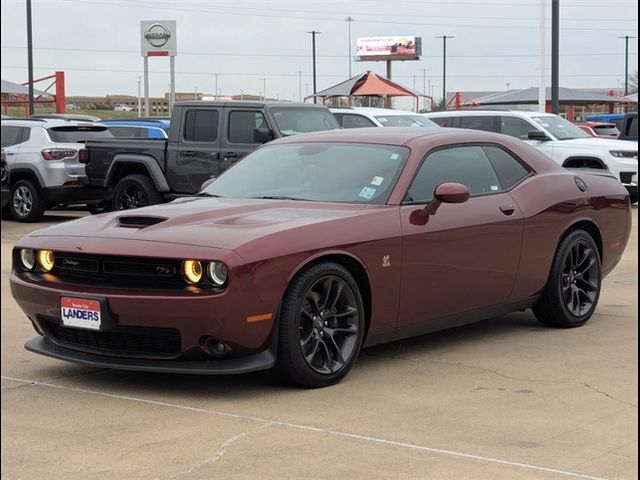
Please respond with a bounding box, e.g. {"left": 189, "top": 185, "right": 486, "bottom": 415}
{"left": 490, "top": 185, "right": 499, "bottom": 191}
{"left": 371, "top": 176, "right": 384, "bottom": 186}
{"left": 390, "top": 153, "right": 399, "bottom": 160}
{"left": 358, "top": 186, "right": 377, "bottom": 199}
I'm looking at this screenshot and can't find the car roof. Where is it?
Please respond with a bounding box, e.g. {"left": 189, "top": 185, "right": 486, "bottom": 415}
{"left": 1, "top": 118, "right": 105, "bottom": 128}
{"left": 175, "top": 100, "right": 327, "bottom": 109}
{"left": 574, "top": 121, "right": 617, "bottom": 127}
{"left": 102, "top": 119, "right": 170, "bottom": 127}
{"left": 330, "top": 107, "right": 422, "bottom": 116}
{"left": 423, "top": 109, "right": 555, "bottom": 118}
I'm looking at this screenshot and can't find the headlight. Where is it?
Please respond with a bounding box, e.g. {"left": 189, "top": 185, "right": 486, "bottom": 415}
{"left": 19, "top": 249, "right": 36, "bottom": 270}
{"left": 37, "top": 249, "right": 55, "bottom": 272}
{"left": 182, "top": 260, "right": 203, "bottom": 284}
{"left": 610, "top": 150, "right": 637, "bottom": 158}
{"left": 206, "top": 261, "right": 228, "bottom": 287}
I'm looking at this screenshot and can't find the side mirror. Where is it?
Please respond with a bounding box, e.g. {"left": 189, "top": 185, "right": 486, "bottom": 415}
{"left": 200, "top": 177, "right": 216, "bottom": 191}
{"left": 528, "top": 130, "right": 550, "bottom": 141}
{"left": 423, "top": 183, "right": 469, "bottom": 216}
{"left": 253, "top": 127, "right": 273, "bottom": 144}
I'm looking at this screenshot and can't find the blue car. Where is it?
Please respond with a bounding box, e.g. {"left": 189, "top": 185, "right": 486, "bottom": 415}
{"left": 584, "top": 113, "right": 625, "bottom": 130}
{"left": 101, "top": 119, "right": 170, "bottom": 139}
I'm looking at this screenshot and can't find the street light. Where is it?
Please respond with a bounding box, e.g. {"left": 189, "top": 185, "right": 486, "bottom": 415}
{"left": 261, "top": 78, "right": 268, "bottom": 101}
{"left": 346, "top": 17, "right": 354, "bottom": 78}
{"left": 619, "top": 35, "right": 637, "bottom": 97}
{"left": 211, "top": 73, "right": 219, "bottom": 98}
{"left": 308, "top": 31, "right": 321, "bottom": 104}
{"left": 436, "top": 35, "right": 454, "bottom": 110}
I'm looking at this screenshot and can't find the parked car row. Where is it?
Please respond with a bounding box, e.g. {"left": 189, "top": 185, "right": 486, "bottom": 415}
{"left": 1, "top": 103, "right": 637, "bottom": 222}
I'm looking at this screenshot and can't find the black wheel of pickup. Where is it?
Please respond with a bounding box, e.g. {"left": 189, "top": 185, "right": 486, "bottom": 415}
{"left": 112, "top": 174, "right": 163, "bottom": 211}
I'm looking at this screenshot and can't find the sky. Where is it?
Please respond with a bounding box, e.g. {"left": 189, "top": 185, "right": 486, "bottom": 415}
{"left": 1, "top": 0, "right": 638, "bottom": 103}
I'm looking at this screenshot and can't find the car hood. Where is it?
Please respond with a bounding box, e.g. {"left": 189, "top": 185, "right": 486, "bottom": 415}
{"left": 29, "top": 197, "right": 371, "bottom": 250}
{"left": 556, "top": 138, "right": 637, "bottom": 152}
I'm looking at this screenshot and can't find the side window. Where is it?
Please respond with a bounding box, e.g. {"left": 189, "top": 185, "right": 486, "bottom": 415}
{"left": 341, "top": 114, "right": 376, "bottom": 129}
{"left": 459, "top": 116, "right": 497, "bottom": 132}
{"left": 500, "top": 116, "right": 536, "bottom": 139}
{"left": 228, "top": 110, "right": 267, "bottom": 143}
{"left": 626, "top": 117, "right": 638, "bottom": 137}
{"left": 108, "top": 126, "right": 139, "bottom": 138}
{"left": 406, "top": 146, "right": 502, "bottom": 203}
{"left": 183, "top": 109, "right": 219, "bottom": 142}
{"left": 483, "top": 146, "right": 530, "bottom": 189}
{"left": 1, "top": 126, "right": 24, "bottom": 147}
{"left": 430, "top": 117, "right": 456, "bottom": 128}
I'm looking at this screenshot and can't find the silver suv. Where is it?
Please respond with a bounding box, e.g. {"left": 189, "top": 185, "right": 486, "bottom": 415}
{"left": 1, "top": 119, "right": 112, "bottom": 221}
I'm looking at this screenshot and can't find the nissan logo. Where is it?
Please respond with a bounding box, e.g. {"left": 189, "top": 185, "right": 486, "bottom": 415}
{"left": 144, "top": 23, "right": 171, "bottom": 48}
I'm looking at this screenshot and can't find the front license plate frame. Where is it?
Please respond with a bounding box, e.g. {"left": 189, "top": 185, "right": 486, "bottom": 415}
{"left": 59, "top": 295, "right": 112, "bottom": 331}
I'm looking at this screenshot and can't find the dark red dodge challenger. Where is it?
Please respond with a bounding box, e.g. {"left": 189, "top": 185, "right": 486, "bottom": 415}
{"left": 11, "top": 128, "right": 632, "bottom": 387}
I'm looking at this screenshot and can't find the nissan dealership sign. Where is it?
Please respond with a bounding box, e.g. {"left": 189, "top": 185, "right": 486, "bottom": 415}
{"left": 140, "top": 20, "right": 177, "bottom": 57}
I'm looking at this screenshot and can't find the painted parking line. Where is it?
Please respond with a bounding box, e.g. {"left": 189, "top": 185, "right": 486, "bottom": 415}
{"left": 2, "top": 375, "right": 610, "bottom": 480}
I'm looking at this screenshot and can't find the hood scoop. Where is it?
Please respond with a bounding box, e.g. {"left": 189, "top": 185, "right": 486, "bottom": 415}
{"left": 117, "top": 215, "right": 168, "bottom": 229}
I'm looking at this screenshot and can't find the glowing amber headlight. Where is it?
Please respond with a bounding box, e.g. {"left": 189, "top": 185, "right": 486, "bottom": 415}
{"left": 182, "top": 260, "right": 203, "bottom": 284}
{"left": 37, "top": 249, "right": 55, "bottom": 272}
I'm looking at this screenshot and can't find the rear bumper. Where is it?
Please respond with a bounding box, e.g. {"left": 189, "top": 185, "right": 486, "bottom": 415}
{"left": 25, "top": 336, "right": 276, "bottom": 375}
{"left": 42, "top": 183, "right": 111, "bottom": 205}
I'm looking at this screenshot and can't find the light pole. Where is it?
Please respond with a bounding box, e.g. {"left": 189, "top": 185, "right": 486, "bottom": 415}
{"left": 296, "top": 71, "right": 303, "bottom": 102}
{"left": 261, "top": 78, "right": 267, "bottom": 101}
{"left": 551, "top": 0, "right": 560, "bottom": 114}
{"left": 436, "top": 35, "right": 454, "bottom": 110}
{"left": 308, "top": 31, "right": 321, "bottom": 103}
{"left": 346, "top": 17, "right": 354, "bottom": 78}
{"left": 211, "top": 73, "right": 219, "bottom": 98}
{"left": 619, "top": 35, "right": 637, "bottom": 96}
{"left": 194, "top": 86, "right": 198, "bottom": 101}
{"left": 26, "top": 0, "right": 34, "bottom": 115}
{"left": 137, "top": 76, "right": 142, "bottom": 116}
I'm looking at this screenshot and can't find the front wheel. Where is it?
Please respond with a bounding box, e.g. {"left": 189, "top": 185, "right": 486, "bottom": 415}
{"left": 277, "top": 262, "right": 365, "bottom": 388}
{"left": 112, "top": 174, "right": 163, "bottom": 211}
{"left": 533, "top": 230, "right": 602, "bottom": 328}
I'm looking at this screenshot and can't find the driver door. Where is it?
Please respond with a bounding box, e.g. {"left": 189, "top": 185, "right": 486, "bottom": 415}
{"left": 398, "top": 145, "right": 525, "bottom": 327}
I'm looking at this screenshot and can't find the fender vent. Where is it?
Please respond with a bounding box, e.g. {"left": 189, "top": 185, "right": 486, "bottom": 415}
{"left": 118, "top": 216, "right": 167, "bottom": 228}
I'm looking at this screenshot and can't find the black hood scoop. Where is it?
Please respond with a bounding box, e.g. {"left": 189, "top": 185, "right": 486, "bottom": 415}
{"left": 117, "top": 215, "right": 168, "bottom": 229}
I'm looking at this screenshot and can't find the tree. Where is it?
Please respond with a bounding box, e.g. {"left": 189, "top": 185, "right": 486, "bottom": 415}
{"left": 629, "top": 70, "right": 638, "bottom": 94}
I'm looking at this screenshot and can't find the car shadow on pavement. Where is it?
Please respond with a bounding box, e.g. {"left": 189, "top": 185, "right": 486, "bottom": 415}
{"left": 30, "top": 311, "right": 547, "bottom": 397}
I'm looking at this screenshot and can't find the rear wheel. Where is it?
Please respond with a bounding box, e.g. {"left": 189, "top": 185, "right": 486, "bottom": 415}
{"left": 10, "top": 180, "right": 45, "bottom": 222}
{"left": 277, "top": 262, "right": 365, "bottom": 388}
{"left": 533, "top": 230, "right": 601, "bottom": 328}
{"left": 112, "top": 174, "right": 163, "bottom": 211}
{"left": 629, "top": 191, "right": 638, "bottom": 205}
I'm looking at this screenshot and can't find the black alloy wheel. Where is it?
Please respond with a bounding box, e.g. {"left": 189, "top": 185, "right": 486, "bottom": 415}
{"left": 533, "top": 230, "right": 602, "bottom": 328}
{"left": 298, "top": 275, "right": 360, "bottom": 375}
{"left": 277, "top": 262, "right": 365, "bottom": 388}
{"left": 112, "top": 174, "right": 163, "bottom": 211}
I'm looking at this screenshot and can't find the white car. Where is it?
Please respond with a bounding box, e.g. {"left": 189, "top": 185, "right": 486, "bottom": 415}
{"left": 331, "top": 107, "right": 437, "bottom": 129}
{"left": 113, "top": 104, "right": 133, "bottom": 112}
{"left": 423, "top": 109, "right": 638, "bottom": 202}
{"left": 1, "top": 119, "right": 112, "bottom": 221}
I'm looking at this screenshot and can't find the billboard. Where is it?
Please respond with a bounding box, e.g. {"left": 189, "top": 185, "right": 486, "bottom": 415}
{"left": 356, "top": 36, "right": 421, "bottom": 61}
{"left": 140, "top": 20, "right": 177, "bottom": 57}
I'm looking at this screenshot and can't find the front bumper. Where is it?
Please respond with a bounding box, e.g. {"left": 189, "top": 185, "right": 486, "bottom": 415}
{"left": 25, "top": 335, "right": 277, "bottom": 375}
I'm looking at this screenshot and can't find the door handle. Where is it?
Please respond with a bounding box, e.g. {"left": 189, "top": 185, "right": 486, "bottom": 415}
{"left": 182, "top": 150, "right": 196, "bottom": 156}
{"left": 224, "top": 152, "right": 239, "bottom": 159}
{"left": 5, "top": 151, "right": 15, "bottom": 156}
{"left": 499, "top": 204, "right": 516, "bottom": 215}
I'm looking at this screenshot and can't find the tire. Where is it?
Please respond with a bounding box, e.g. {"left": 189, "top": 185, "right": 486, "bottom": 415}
{"left": 112, "top": 174, "right": 163, "bottom": 211}
{"left": 629, "top": 192, "right": 638, "bottom": 205}
{"left": 277, "top": 262, "right": 365, "bottom": 388}
{"left": 10, "top": 180, "right": 45, "bottom": 222}
{"left": 533, "top": 230, "right": 602, "bottom": 328}
{"left": 87, "top": 200, "right": 112, "bottom": 215}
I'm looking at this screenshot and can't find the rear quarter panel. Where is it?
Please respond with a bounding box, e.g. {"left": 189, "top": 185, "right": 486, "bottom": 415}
{"left": 508, "top": 172, "right": 630, "bottom": 301}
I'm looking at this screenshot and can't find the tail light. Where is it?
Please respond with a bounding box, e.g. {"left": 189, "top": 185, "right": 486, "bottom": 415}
{"left": 41, "top": 149, "right": 78, "bottom": 161}
{"left": 78, "top": 149, "right": 89, "bottom": 164}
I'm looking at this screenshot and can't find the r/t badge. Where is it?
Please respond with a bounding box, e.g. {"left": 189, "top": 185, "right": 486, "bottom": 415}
{"left": 382, "top": 255, "right": 391, "bottom": 268}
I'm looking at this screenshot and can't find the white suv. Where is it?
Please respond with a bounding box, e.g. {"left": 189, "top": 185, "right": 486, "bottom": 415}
{"left": 1, "top": 119, "right": 112, "bottom": 221}
{"left": 424, "top": 110, "right": 638, "bottom": 202}
{"left": 331, "top": 107, "right": 438, "bottom": 129}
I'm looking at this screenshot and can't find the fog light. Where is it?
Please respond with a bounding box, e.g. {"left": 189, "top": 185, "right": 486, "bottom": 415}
{"left": 19, "top": 249, "right": 36, "bottom": 270}
{"left": 206, "top": 261, "right": 228, "bottom": 287}
{"left": 182, "top": 259, "right": 203, "bottom": 284}
{"left": 37, "top": 250, "right": 55, "bottom": 272}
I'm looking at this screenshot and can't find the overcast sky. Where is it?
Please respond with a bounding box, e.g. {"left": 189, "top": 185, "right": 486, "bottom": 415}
{"left": 1, "top": 0, "right": 638, "bottom": 102}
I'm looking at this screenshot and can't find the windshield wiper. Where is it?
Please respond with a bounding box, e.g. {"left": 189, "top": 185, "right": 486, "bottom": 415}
{"left": 251, "top": 195, "right": 308, "bottom": 201}
{"left": 194, "top": 192, "right": 222, "bottom": 197}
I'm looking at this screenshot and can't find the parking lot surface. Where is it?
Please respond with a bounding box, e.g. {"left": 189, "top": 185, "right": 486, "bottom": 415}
{"left": 1, "top": 208, "right": 637, "bottom": 480}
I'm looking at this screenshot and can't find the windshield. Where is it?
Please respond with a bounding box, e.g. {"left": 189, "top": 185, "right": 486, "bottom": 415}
{"left": 204, "top": 142, "right": 409, "bottom": 204}
{"left": 374, "top": 115, "right": 436, "bottom": 128}
{"left": 271, "top": 108, "right": 340, "bottom": 136}
{"left": 531, "top": 116, "right": 590, "bottom": 140}
{"left": 47, "top": 126, "right": 113, "bottom": 143}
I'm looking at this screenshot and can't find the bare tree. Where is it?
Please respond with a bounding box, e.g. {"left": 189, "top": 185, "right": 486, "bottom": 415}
{"left": 629, "top": 70, "right": 638, "bottom": 94}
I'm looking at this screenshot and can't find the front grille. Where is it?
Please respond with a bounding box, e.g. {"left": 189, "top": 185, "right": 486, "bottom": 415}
{"left": 620, "top": 172, "right": 636, "bottom": 184}
{"left": 51, "top": 252, "right": 184, "bottom": 289}
{"left": 38, "top": 316, "right": 181, "bottom": 358}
